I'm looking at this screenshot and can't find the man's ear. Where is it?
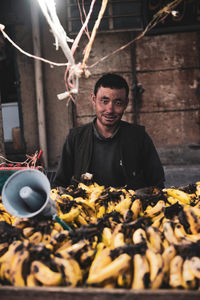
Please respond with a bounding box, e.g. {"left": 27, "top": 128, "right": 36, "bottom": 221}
{"left": 91, "top": 93, "right": 96, "bottom": 105}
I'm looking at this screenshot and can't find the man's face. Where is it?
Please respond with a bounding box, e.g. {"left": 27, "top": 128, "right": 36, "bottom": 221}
{"left": 91, "top": 86, "right": 128, "bottom": 129}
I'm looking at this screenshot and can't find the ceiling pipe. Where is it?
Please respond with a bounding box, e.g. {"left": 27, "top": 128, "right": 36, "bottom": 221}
{"left": 30, "top": 0, "right": 48, "bottom": 168}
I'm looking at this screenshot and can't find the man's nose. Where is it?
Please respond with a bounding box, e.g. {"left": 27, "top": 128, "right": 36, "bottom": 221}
{"left": 106, "top": 101, "right": 114, "bottom": 112}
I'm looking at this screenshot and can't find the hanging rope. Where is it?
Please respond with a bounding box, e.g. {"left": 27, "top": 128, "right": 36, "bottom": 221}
{"left": 0, "top": 0, "right": 183, "bottom": 103}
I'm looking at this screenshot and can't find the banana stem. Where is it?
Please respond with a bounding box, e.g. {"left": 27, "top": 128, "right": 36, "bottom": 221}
{"left": 52, "top": 215, "right": 72, "bottom": 231}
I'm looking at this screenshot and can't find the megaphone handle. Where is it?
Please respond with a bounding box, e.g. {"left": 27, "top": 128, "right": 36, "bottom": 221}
{"left": 53, "top": 215, "right": 72, "bottom": 231}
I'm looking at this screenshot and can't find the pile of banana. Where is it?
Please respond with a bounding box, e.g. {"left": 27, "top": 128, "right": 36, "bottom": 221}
{"left": 0, "top": 177, "right": 200, "bottom": 289}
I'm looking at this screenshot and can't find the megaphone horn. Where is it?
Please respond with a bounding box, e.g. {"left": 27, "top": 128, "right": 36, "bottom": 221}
{"left": 2, "top": 169, "right": 71, "bottom": 231}
{"left": 2, "top": 169, "right": 57, "bottom": 219}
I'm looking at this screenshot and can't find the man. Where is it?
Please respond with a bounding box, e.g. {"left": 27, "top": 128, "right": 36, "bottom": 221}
{"left": 53, "top": 73, "right": 165, "bottom": 189}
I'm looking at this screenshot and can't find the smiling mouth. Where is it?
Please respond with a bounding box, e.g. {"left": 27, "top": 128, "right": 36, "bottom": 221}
{"left": 103, "top": 115, "right": 116, "bottom": 121}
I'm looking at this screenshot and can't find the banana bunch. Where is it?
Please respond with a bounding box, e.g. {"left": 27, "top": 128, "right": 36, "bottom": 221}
{"left": 0, "top": 178, "right": 200, "bottom": 289}
{"left": 0, "top": 198, "right": 15, "bottom": 225}
{"left": 0, "top": 239, "right": 83, "bottom": 287}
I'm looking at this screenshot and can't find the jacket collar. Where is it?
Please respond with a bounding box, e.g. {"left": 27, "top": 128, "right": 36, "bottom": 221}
{"left": 92, "top": 118, "right": 120, "bottom": 141}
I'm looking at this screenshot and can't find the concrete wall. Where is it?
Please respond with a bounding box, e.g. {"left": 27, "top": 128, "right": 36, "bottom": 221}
{"left": 1, "top": 0, "right": 200, "bottom": 170}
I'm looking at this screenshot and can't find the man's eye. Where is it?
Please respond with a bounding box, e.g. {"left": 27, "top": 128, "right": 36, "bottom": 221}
{"left": 115, "top": 101, "right": 123, "bottom": 106}
{"left": 101, "top": 99, "right": 109, "bottom": 104}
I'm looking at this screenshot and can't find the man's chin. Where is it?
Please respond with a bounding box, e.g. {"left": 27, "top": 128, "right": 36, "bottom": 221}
{"left": 102, "top": 119, "right": 119, "bottom": 127}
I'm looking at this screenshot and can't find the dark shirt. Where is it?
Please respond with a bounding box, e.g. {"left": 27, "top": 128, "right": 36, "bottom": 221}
{"left": 89, "top": 124, "right": 125, "bottom": 187}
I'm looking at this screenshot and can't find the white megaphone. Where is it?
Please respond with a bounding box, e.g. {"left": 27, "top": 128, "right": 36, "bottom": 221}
{"left": 2, "top": 169, "right": 71, "bottom": 230}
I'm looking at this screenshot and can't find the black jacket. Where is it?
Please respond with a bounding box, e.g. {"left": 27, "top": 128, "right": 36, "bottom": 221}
{"left": 53, "top": 120, "right": 165, "bottom": 189}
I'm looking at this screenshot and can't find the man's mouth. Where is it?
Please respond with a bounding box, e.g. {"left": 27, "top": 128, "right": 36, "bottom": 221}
{"left": 103, "top": 114, "right": 116, "bottom": 121}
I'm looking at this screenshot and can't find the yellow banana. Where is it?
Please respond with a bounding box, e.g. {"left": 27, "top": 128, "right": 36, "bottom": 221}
{"left": 28, "top": 231, "right": 43, "bottom": 244}
{"left": 151, "top": 212, "right": 164, "bottom": 229}
{"left": 76, "top": 214, "right": 88, "bottom": 226}
{"left": 52, "top": 221, "right": 63, "bottom": 233}
{"left": 189, "top": 256, "right": 200, "bottom": 279}
{"left": 26, "top": 272, "right": 40, "bottom": 287}
{"left": 31, "top": 260, "right": 62, "bottom": 286}
{"left": 87, "top": 247, "right": 112, "bottom": 282}
{"left": 9, "top": 248, "right": 30, "bottom": 286}
{"left": 56, "top": 240, "right": 87, "bottom": 258}
{"left": 112, "top": 232, "right": 125, "bottom": 248}
{"left": 23, "top": 227, "right": 35, "bottom": 238}
{"left": 130, "top": 199, "right": 142, "bottom": 220}
{"left": 146, "top": 248, "right": 164, "bottom": 289}
{"left": 79, "top": 247, "right": 96, "bottom": 266}
{"left": 115, "top": 196, "right": 132, "bottom": 217}
{"left": 164, "top": 188, "right": 192, "bottom": 205}
{"left": 182, "top": 259, "right": 196, "bottom": 289}
{"left": 132, "top": 228, "right": 147, "bottom": 244}
{"left": 0, "top": 240, "right": 22, "bottom": 281}
{"left": 59, "top": 207, "right": 80, "bottom": 223}
{"left": 42, "top": 233, "right": 52, "bottom": 245}
{"left": 102, "top": 227, "right": 112, "bottom": 247}
{"left": 106, "top": 201, "right": 117, "bottom": 214}
{"left": 132, "top": 254, "right": 149, "bottom": 289}
{"left": 163, "top": 221, "right": 179, "bottom": 245}
{"left": 89, "top": 185, "right": 105, "bottom": 204}
{"left": 144, "top": 200, "right": 165, "bottom": 218}
{"left": 174, "top": 223, "right": 188, "bottom": 241}
{"left": 174, "top": 223, "right": 200, "bottom": 243}
{"left": 169, "top": 255, "right": 183, "bottom": 288}
{"left": 167, "top": 196, "right": 178, "bottom": 205}
{"left": 162, "top": 244, "right": 176, "bottom": 275}
{"left": 87, "top": 253, "right": 131, "bottom": 285}
{"left": 117, "top": 264, "right": 132, "bottom": 289}
{"left": 146, "top": 226, "right": 162, "bottom": 253}
{"left": 54, "top": 256, "right": 82, "bottom": 287}
{"left": 96, "top": 205, "right": 106, "bottom": 219}
{"left": 183, "top": 207, "right": 200, "bottom": 235}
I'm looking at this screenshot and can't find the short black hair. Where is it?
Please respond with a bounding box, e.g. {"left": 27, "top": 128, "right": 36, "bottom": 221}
{"left": 94, "top": 73, "right": 129, "bottom": 98}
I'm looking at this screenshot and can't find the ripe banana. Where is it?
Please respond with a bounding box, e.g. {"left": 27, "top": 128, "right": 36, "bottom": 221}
{"left": 146, "top": 226, "right": 162, "bottom": 253}
{"left": 56, "top": 240, "right": 87, "bottom": 258}
{"left": 144, "top": 200, "right": 165, "bottom": 218}
{"left": 163, "top": 221, "right": 179, "bottom": 245}
{"left": 132, "top": 228, "right": 148, "bottom": 244}
{"left": 87, "top": 247, "right": 112, "bottom": 282}
{"left": 115, "top": 196, "right": 132, "bottom": 218}
{"left": 112, "top": 232, "right": 125, "bottom": 248}
{"left": 117, "top": 264, "right": 132, "bottom": 289}
{"left": 28, "top": 231, "right": 43, "bottom": 244}
{"left": 151, "top": 212, "right": 164, "bottom": 229}
{"left": 164, "top": 188, "right": 192, "bottom": 205}
{"left": 0, "top": 240, "right": 22, "bottom": 281}
{"left": 59, "top": 207, "right": 81, "bottom": 223}
{"left": 132, "top": 253, "right": 149, "bottom": 289}
{"left": 183, "top": 207, "right": 200, "bottom": 235}
{"left": 31, "top": 260, "right": 62, "bottom": 286}
{"left": 182, "top": 258, "right": 196, "bottom": 289}
{"left": 130, "top": 199, "right": 142, "bottom": 220}
{"left": 162, "top": 244, "right": 176, "bottom": 285}
{"left": 169, "top": 255, "right": 183, "bottom": 288}
{"left": 26, "top": 272, "right": 40, "bottom": 287}
{"left": 146, "top": 248, "right": 164, "bottom": 289}
{"left": 54, "top": 256, "right": 82, "bottom": 286}
{"left": 189, "top": 256, "right": 200, "bottom": 279}
{"left": 102, "top": 227, "right": 112, "bottom": 247}
{"left": 9, "top": 248, "right": 30, "bottom": 286}
{"left": 87, "top": 253, "right": 131, "bottom": 285}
